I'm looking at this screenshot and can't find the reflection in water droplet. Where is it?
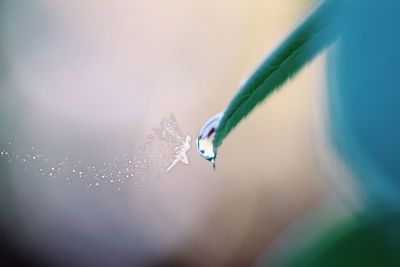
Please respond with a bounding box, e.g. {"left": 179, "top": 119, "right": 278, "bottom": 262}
{"left": 196, "top": 112, "right": 224, "bottom": 168}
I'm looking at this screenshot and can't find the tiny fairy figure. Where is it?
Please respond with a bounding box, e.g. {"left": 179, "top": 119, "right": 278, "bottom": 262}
{"left": 153, "top": 114, "right": 192, "bottom": 173}
{"left": 166, "top": 135, "right": 191, "bottom": 173}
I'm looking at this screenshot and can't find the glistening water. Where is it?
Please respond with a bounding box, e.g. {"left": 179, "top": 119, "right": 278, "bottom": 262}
{"left": 195, "top": 112, "right": 224, "bottom": 169}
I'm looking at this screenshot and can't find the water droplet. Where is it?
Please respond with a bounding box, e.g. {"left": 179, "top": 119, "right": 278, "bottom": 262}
{"left": 196, "top": 112, "right": 224, "bottom": 168}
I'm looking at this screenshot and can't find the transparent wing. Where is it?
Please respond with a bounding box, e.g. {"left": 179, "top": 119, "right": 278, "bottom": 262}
{"left": 153, "top": 114, "right": 183, "bottom": 143}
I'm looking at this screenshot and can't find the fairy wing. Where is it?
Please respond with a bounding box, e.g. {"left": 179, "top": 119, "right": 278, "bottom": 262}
{"left": 153, "top": 114, "right": 183, "bottom": 143}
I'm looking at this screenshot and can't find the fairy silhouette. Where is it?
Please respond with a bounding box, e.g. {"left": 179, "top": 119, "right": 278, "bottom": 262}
{"left": 153, "top": 114, "right": 192, "bottom": 173}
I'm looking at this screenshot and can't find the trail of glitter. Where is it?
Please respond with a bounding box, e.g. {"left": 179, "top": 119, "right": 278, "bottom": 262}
{"left": 0, "top": 136, "right": 176, "bottom": 191}
{"left": 0, "top": 115, "right": 191, "bottom": 191}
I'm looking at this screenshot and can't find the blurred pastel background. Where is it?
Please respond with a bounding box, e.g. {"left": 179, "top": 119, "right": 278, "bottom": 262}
{"left": 0, "top": 0, "right": 364, "bottom": 267}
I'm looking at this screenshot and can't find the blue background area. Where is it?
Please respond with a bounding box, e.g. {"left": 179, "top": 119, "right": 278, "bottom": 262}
{"left": 328, "top": 0, "right": 400, "bottom": 213}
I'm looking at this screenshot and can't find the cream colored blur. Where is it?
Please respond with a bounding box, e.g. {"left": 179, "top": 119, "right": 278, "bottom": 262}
{"left": 1, "top": 0, "right": 354, "bottom": 266}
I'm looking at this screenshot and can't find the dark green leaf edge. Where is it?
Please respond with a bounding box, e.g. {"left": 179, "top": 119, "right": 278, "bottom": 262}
{"left": 213, "top": 1, "right": 340, "bottom": 159}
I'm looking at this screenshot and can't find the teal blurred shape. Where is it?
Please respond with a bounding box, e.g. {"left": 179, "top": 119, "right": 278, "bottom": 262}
{"left": 296, "top": 0, "right": 400, "bottom": 266}
{"left": 328, "top": 0, "right": 400, "bottom": 213}
{"left": 259, "top": 1, "right": 400, "bottom": 266}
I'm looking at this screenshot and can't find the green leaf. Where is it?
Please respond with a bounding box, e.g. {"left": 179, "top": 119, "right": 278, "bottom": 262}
{"left": 213, "top": 1, "right": 340, "bottom": 157}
